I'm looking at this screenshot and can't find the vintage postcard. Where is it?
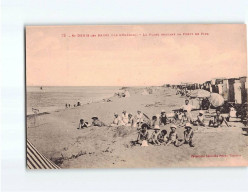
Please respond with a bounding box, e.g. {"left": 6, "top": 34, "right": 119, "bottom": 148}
{"left": 26, "top": 24, "right": 248, "bottom": 169}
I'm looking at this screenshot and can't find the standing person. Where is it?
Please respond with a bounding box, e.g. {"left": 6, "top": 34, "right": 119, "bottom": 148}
{"left": 136, "top": 110, "right": 144, "bottom": 129}
{"left": 110, "top": 113, "right": 123, "bottom": 126}
{"left": 166, "top": 124, "right": 180, "bottom": 146}
{"left": 160, "top": 110, "right": 167, "bottom": 126}
{"left": 178, "top": 123, "right": 195, "bottom": 147}
{"left": 121, "top": 110, "right": 129, "bottom": 125}
{"left": 181, "top": 99, "right": 195, "bottom": 123}
{"left": 65, "top": 103, "right": 68, "bottom": 108}
{"left": 209, "top": 109, "right": 230, "bottom": 128}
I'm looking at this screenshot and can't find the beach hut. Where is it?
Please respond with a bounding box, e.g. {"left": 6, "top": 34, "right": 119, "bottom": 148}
{"left": 222, "top": 79, "right": 229, "bottom": 101}
{"left": 215, "top": 78, "right": 224, "bottom": 96}
{"left": 228, "top": 78, "right": 237, "bottom": 102}
{"left": 234, "top": 80, "right": 242, "bottom": 104}
{"left": 205, "top": 81, "right": 212, "bottom": 92}
{"left": 27, "top": 139, "right": 60, "bottom": 169}
{"left": 240, "top": 76, "right": 247, "bottom": 104}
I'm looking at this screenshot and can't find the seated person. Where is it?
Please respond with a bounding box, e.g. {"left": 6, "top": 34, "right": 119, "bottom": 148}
{"left": 166, "top": 124, "right": 180, "bottom": 146}
{"left": 110, "top": 113, "right": 123, "bottom": 126}
{"left": 136, "top": 123, "right": 149, "bottom": 145}
{"left": 157, "top": 129, "right": 168, "bottom": 143}
{"left": 209, "top": 109, "right": 230, "bottom": 128}
{"left": 160, "top": 110, "right": 167, "bottom": 126}
{"left": 136, "top": 110, "right": 144, "bottom": 129}
{"left": 91, "top": 117, "right": 106, "bottom": 127}
{"left": 151, "top": 115, "right": 160, "bottom": 129}
{"left": 121, "top": 110, "right": 129, "bottom": 125}
{"left": 127, "top": 113, "right": 136, "bottom": 127}
{"left": 78, "top": 119, "right": 89, "bottom": 129}
{"left": 150, "top": 125, "right": 161, "bottom": 145}
{"left": 178, "top": 123, "right": 195, "bottom": 147}
{"left": 193, "top": 110, "right": 205, "bottom": 126}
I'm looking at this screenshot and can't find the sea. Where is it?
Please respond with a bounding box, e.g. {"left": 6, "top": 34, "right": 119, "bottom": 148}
{"left": 26, "top": 86, "right": 121, "bottom": 115}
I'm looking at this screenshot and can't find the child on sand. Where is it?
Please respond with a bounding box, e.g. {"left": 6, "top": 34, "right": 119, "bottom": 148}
{"left": 178, "top": 123, "right": 195, "bottom": 147}
{"left": 151, "top": 125, "right": 161, "bottom": 145}
{"left": 160, "top": 110, "right": 167, "bottom": 126}
{"left": 165, "top": 124, "right": 180, "bottom": 146}
{"left": 78, "top": 119, "right": 89, "bottom": 129}
{"left": 136, "top": 123, "right": 149, "bottom": 145}
{"left": 157, "top": 129, "right": 168, "bottom": 143}
{"left": 193, "top": 110, "right": 205, "bottom": 126}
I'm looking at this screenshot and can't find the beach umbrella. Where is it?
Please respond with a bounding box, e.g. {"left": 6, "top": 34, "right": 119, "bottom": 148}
{"left": 209, "top": 93, "right": 224, "bottom": 107}
{"left": 189, "top": 89, "right": 210, "bottom": 98}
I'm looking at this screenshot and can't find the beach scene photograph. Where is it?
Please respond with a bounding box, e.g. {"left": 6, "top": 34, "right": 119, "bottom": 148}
{"left": 26, "top": 24, "right": 248, "bottom": 169}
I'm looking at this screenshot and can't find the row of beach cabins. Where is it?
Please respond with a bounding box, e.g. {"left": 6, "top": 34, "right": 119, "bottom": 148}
{"left": 167, "top": 76, "right": 247, "bottom": 105}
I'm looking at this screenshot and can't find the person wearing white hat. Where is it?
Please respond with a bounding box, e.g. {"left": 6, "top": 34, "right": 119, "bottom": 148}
{"left": 179, "top": 122, "right": 195, "bottom": 147}
{"left": 166, "top": 124, "right": 180, "bottom": 146}
{"left": 180, "top": 99, "right": 195, "bottom": 123}
{"left": 110, "top": 113, "right": 123, "bottom": 127}
{"left": 195, "top": 110, "right": 205, "bottom": 126}
{"left": 151, "top": 125, "right": 161, "bottom": 145}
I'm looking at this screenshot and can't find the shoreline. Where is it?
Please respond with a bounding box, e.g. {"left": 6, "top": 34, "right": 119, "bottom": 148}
{"left": 26, "top": 87, "right": 125, "bottom": 117}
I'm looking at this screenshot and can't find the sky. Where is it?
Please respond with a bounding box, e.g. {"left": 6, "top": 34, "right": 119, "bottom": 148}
{"left": 26, "top": 24, "right": 247, "bottom": 86}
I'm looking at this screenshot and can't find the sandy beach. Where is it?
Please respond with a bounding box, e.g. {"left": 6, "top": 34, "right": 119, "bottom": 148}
{"left": 26, "top": 87, "right": 248, "bottom": 168}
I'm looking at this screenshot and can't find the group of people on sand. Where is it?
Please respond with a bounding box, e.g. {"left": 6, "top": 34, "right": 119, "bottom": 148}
{"left": 78, "top": 117, "right": 106, "bottom": 129}
{"left": 78, "top": 110, "right": 146, "bottom": 129}
{"left": 135, "top": 122, "right": 195, "bottom": 147}
{"left": 176, "top": 88, "right": 190, "bottom": 97}
{"left": 133, "top": 99, "right": 230, "bottom": 147}
{"left": 78, "top": 98, "right": 230, "bottom": 148}
{"left": 174, "top": 99, "right": 229, "bottom": 128}
{"left": 66, "top": 102, "right": 81, "bottom": 109}
{"left": 110, "top": 110, "right": 145, "bottom": 128}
